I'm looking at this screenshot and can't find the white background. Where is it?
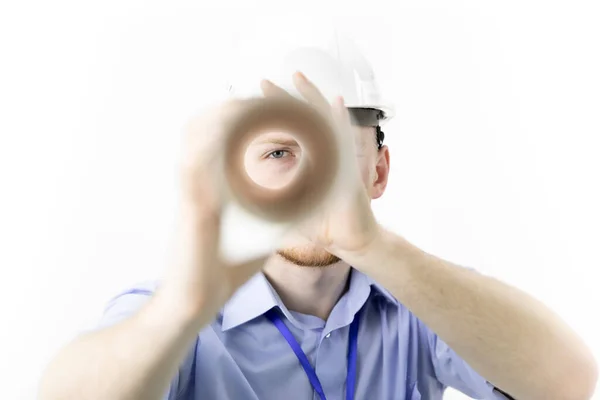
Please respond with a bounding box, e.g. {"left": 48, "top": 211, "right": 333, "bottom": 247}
{"left": 1, "top": 1, "right": 599, "bottom": 399}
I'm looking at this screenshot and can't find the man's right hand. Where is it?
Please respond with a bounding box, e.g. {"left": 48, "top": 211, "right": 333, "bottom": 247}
{"left": 38, "top": 100, "right": 271, "bottom": 400}
{"left": 157, "top": 99, "right": 271, "bottom": 326}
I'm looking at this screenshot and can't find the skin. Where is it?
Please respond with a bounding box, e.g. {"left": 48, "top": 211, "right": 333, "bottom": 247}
{"left": 242, "top": 120, "right": 382, "bottom": 268}
{"left": 38, "top": 72, "right": 598, "bottom": 400}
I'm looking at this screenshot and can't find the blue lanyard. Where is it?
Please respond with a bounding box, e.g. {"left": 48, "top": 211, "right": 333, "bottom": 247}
{"left": 265, "top": 308, "right": 360, "bottom": 400}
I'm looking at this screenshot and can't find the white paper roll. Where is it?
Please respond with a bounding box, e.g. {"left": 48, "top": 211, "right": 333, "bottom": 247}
{"left": 212, "top": 96, "right": 340, "bottom": 264}
{"left": 218, "top": 201, "right": 291, "bottom": 265}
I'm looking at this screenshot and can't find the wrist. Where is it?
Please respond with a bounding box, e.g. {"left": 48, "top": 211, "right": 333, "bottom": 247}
{"left": 146, "top": 286, "right": 212, "bottom": 332}
{"left": 339, "top": 225, "right": 388, "bottom": 271}
{"left": 346, "top": 226, "right": 418, "bottom": 275}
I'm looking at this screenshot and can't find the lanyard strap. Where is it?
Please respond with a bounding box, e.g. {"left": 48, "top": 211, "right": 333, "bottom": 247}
{"left": 265, "top": 308, "right": 361, "bottom": 400}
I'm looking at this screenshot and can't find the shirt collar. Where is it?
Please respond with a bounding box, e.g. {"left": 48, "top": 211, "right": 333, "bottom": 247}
{"left": 221, "top": 272, "right": 279, "bottom": 331}
{"left": 361, "top": 272, "right": 398, "bottom": 305}
{"left": 221, "top": 268, "right": 397, "bottom": 332}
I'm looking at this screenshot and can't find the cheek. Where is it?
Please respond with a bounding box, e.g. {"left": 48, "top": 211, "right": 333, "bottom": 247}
{"left": 244, "top": 158, "right": 299, "bottom": 190}
{"left": 357, "top": 155, "right": 376, "bottom": 188}
{"left": 359, "top": 165, "right": 371, "bottom": 186}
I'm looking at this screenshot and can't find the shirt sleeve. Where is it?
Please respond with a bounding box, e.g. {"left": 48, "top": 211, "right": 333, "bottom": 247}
{"left": 97, "top": 281, "right": 197, "bottom": 400}
{"left": 427, "top": 330, "right": 514, "bottom": 399}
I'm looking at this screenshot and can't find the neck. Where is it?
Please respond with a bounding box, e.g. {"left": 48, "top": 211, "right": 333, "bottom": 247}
{"left": 263, "top": 255, "right": 351, "bottom": 321}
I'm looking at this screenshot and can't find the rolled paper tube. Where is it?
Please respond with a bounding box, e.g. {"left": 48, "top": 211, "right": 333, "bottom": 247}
{"left": 216, "top": 96, "right": 341, "bottom": 263}
{"left": 222, "top": 96, "right": 340, "bottom": 222}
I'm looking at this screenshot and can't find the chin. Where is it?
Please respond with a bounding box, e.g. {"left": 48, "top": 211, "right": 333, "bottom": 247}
{"left": 277, "top": 244, "right": 341, "bottom": 267}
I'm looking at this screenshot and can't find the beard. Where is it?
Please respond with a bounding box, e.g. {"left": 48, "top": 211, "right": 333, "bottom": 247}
{"left": 277, "top": 244, "right": 341, "bottom": 267}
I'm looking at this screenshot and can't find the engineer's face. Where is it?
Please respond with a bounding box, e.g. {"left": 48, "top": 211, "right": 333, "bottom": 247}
{"left": 243, "top": 123, "right": 390, "bottom": 267}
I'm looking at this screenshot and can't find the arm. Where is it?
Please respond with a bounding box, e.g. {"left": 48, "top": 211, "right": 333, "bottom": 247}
{"left": 38, "top": 101, "right": 268, "bottom": 400}
{"left": 346, "top": 228, "right": 598, "bottom": 400}
{"left": 38, "top": 289, "right": 206, "bottom": 400}
{"left": 279, "top": 72, "right": 597, "bottom": 399}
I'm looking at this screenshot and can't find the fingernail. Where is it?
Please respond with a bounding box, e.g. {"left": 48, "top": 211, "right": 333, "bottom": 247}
{"left": 260, "top": 79, "right": 275, "bottom": 93}
{"left": 295, "top": 71, "right": 307, "bottom": 81}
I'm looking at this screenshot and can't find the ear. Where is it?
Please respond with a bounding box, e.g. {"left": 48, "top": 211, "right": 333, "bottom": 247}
{"left": 371, "top": 145, "right": 390, "bottom": 199}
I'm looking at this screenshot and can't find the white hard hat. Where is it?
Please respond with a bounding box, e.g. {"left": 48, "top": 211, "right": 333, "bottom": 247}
{"left": 226, "top": 33, "right": 395, "bottom": 125}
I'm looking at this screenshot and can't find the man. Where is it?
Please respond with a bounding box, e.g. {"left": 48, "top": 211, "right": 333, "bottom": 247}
{"left": 38, "top": 38, "right": 597, "bottom": 400}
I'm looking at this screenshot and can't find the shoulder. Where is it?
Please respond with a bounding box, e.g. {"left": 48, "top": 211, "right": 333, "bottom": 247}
{"left": 97, "top": 280, "right": 159, "bottom": 329}
{"left": 366, "top": 272, "right": 510, "bottom": 399}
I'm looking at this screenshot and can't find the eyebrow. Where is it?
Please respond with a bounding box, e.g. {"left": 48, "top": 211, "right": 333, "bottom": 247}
{"left": 251, "top": 137, "right": 300, "bottom": 147}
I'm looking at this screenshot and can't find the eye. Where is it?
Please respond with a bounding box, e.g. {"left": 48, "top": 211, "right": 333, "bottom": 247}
{"left": 266, "top": 150, "right": 290, "bottom": 159}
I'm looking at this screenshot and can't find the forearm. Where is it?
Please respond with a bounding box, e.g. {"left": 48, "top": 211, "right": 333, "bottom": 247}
{"left": 347, "top": 228, "right": 598, "bottom": 400}
{"left": 38, "top": 289, "right": 205, "bottom": 400}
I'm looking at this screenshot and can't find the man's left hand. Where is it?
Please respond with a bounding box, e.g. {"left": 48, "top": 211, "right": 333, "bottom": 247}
{"left": 260, "top": 72, "right": 382, "bottom": 260}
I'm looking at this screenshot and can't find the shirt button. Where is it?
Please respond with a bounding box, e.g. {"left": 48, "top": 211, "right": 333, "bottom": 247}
{"left": 325, "top": 333, "right": 331, "bottom": 338}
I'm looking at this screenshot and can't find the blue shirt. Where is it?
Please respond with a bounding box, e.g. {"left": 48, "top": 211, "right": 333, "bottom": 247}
{"left": 99, "top": 269, "right": 510, "bottom": 399}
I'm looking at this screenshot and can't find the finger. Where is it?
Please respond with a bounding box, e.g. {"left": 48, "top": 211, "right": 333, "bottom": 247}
{"left": 260, "top": 79, "right": 293, "bottom": 99}
{"left": 332, "top": 97, "right": 356, "bottom": 152}
{"left": 181, "top": 100, "right": 245, "bottom": 170}
{"left": 293, "top": 72, "right": 331, "bottom": 113}
{"left": 332, "top": 96, "right": 353, "bottom": 132}
{"left": 225, "top": 255, "right": 270, "bottom": 291}
{"left": 331, "top": 97, "right": 363, "bottom": 189}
